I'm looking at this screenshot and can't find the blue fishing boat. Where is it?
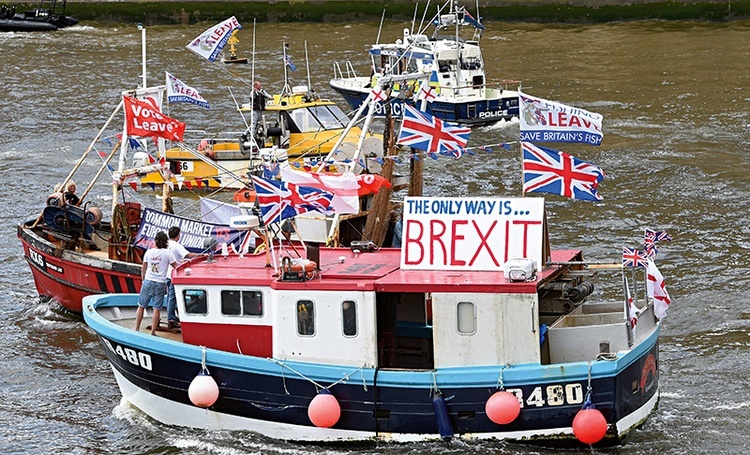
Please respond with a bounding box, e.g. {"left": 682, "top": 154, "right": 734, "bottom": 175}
{"left": 83, "top": 192, "right": 662, "bottom": 445}
{"left": 329, "top": 0, "right": 519, "bottom": 126}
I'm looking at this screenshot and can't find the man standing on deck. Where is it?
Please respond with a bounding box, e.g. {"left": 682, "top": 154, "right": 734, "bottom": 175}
{"left": 165, "top": 226, "right": 198, "bottom": 331}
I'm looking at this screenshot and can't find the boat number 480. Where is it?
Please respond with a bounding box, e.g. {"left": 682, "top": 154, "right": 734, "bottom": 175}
{"left": 506, "top": 383, "right": 584, "bottom": 407}
{"left": 102, "top": 338, "right": 153, "bottom": 371}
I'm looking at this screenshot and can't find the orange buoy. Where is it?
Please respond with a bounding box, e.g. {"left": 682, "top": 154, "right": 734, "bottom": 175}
{"left": 572, "top": 404, "right": 608, "bottom": 444}
{"left": 188, "top": 370, "right": 219, "bottom": 408}
{"left": 485, "top": 390, "right": 521, "bottom": 425}
{"left": 308, "top": 389, "right": 340, "bottom": 428}
{"left": 233, "top": 188, "right": 256, "bottom": 203}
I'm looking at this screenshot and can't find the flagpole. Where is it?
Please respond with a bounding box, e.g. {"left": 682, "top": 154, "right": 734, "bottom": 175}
{"left": 282, "top": 42, "right": 290, "bottom": 98}
{"left": 304, "top": 40, "right": 312, "bottom": 92}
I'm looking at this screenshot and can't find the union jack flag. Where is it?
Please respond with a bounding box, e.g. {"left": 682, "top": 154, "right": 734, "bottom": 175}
{"left": 521, "top": 142, "right": 605, "bottom": 201}
{"left": 622, "top": 247, "right": 648, "bottom": 268}
{"left": 251, "top": 176, "right": 334, "bottom": 226}
{"left": 397, "top": 104, "right": 471, "bottom": 155}
{"left": 284, "top": 55, "right": 296, "bottom": 72}
{"left": 644, "top": 228, "right": 672, "bottom": 257}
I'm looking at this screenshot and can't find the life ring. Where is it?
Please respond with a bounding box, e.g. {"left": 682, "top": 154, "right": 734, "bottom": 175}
{"left": 233, "top": 188, "right": 257, "bottom": 203}
{"left": 253, "top": 242, "right": 266, "bottom": 254}
{"left": 281, "top": 256, "right": 317, "bottom": 279}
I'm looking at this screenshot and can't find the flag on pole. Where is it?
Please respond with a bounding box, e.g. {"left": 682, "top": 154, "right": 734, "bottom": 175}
{"left": 521, "top": 142, "right": 604, "bottom": 201}
{"left": 123, "top": 96, "right": 186, "bottom": 142}
{"left": 625, "top": 277, "right": 638, "bottom": 338}
{"left": 622, "top": 247, "right": 648, "bottom": 268}
{"left": 166, "top": 72, "right": 210, "bottom": 109}
{"left": 284, "top": 54, "right": 297, "bottom": 72}
{"left": 647, "top": 257, "right": 671, "bottom": 319}
{"left": 397, "top": 104, "right": 471, "bottom": 155}
{"left": 644, "top": 228, "right": 672, "bottom": 257}
{"left": 463, "top": 11, "right": 486, "bottom": 30}
{"left": 519, "top": 90, "right": 604, "bottom": 146}
{"left": 186, "top": 17, "right": 242, "bottom": 62}
{"left": 251, "top": 176, "right": 335, "bottom": 226}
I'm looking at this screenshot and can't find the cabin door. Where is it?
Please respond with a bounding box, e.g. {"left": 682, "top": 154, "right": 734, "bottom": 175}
{"left": 375, "top": 292, "right": 434, "bottom": 369}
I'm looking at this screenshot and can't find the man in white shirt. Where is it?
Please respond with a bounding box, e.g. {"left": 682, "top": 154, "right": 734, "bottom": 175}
{"left": 135, "top": 231, "right": 177, "bottom": 336}
{"left": 166, "top": 226, "right": 198, "bottom": 330}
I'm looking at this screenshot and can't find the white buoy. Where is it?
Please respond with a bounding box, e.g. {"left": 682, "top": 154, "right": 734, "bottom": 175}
{"left": 188, "top": 347, "right": 219, "bottom": 408}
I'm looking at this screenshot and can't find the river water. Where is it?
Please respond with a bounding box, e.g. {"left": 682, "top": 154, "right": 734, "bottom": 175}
{"left": 2, "top": 18, "right": 750, "bottom": 454}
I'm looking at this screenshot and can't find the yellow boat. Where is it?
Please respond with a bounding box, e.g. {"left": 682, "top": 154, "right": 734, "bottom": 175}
{"left": 139, "top": 85, "right": 383, "bottom": 190}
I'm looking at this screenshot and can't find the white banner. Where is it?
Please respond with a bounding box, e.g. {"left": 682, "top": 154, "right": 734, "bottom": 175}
{"left": 166, "top": 72, "right": 209, "bottom": 109}
{"left": 400, "top": 196, "right": 546, "bottom": 271}
{"left": 186, "top": 16, "right": 242, "bottom": 62}
{"left": 519, "top": 90, "right": 604, "bottom": 146}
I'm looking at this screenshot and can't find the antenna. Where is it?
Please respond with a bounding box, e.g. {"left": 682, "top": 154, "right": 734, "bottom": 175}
{"left": 305, "top": 40, "right": 312, "bottom": 92}
{"left": 138, "top": 23, "right": 146, "bottom": 89}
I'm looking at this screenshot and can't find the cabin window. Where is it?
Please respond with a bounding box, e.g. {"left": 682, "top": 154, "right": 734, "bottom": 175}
{"left": 297, "top": 300, "right": 315, "bottom": 336}
{"left": 457, "top": 301, "right": 476, "bottom": 335}
{"left": 309, "top": 106, "right": 348, "bottom": 129}
{"left": 342, "top": 300, "right": 357, "bottom": 336}
{"left": 183, "top": 289, "right": 208, "bottom": 315}
{"left": 289, "top": 108, "right": 323, "bottom": 133}
{"left": 220, "top": 290, "right": 263, "bottom": 317}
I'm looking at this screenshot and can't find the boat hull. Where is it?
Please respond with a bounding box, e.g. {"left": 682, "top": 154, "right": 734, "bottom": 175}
{"left": 330, "top": 82, "right": 518, "bottom": 126}
{"left": 85, "top": 294, "right": 659, "bottom": 445}
{"left": 18, "top": 223, "right": 141, "bottom": 313}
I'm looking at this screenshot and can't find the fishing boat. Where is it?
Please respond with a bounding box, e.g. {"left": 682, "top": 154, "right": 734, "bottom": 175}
{"left": 82, "top": 193, "right": 662, "bottom": 445}
{"left": 0, "top": 0, "right": 78, "bottom": 32}
{"left": 329, "top": 0, "right": 520, "bottom": 126}
{"left": 138, "top": 85, "right": 383, "bottom": 191}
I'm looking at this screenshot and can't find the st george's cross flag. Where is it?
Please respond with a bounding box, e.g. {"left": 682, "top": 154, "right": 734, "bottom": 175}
{"left": 251, "top": 176, "right": 335, "bottom": 226}
{"left": 647, "top": 257, "right": 671, "bottom": 319}
{"left": 397, "top": 104, "right": 471, "bottom": 155}
{"left": 521, "top": 142, "right": 604, "bottom": 201}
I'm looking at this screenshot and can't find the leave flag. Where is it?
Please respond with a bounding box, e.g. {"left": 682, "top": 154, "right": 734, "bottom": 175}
{"left": 186, "top": 16, "right": 242, "bottom": 62}
{"left": 166, "top": 72, "right": 210, "bottom": 109}
{"left": 251, "top": 176, "right": 335, "bottom": 226}
{"left": 521, "top": 142, "right": 604, "bottom": 201}
{"left": 397, "top": 104, "right": 471, "bottom": 155}
{"left": 622, "top": 247, "right": 648, "bottom": 268}
{"left": 647, "top": 257, "right": 671, "bottom": 319}
{"left": 280, "top": 167, "right": 359, "bottom": 214}
{"left": 123, "top": 96, "right": 186, "bottom": 142}
{"left": 519, "top": 90, "right": 604, "bottom": 146}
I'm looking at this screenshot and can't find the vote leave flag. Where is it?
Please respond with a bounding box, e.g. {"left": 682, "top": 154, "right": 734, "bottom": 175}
{"left": 519, "top": 90, "right": 604, "bottom": 146}
{"left": 123, "top": 96, "right": 186, "bottom": 142}
{"left": 646, "top": 257, "right": 671, "bottom": 319}
{"left": 186, "top": 16, "right": 242, "bottom": 62}
{"left": 280, "top": 167, "right": 359, "bottom": 214}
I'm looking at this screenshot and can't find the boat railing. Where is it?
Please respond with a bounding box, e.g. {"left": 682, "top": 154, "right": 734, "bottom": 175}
{"left": 332, "top": 61, "right": 358, "bottom": 80}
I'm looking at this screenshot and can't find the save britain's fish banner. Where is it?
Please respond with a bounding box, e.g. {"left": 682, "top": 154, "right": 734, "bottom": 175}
{"left": 518, "top": 90, "right": 604, "bottom": 146}
{"left": 133, "top": 208, "right": 248, "bottom": 253}
{"left": 166, "top": 72, "right": 209, "bottom": 109}
{"left": 186, "top": 16, "right": 242, "bottom": 62}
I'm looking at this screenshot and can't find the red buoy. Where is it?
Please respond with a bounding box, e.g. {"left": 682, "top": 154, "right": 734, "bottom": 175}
{"left": 188, "top": 370, "right": 219, "bottom": 408}
{"left": 572, "top": 406, "right": 608, "bottom": 444}
{"left": 308, "top": 389, "right": 341, "bottom": 428}
{"left": 485, "top": 390, "right": 521, "bottom": 425}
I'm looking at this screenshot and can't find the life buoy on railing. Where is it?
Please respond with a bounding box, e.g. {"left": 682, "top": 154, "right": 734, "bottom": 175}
{"left": 253, "top": 243, "right": 266, "bottom": 254}
{"left": 233, "top": 188, "right": 256, "bottom": 203}
{"left": 281, "top": 256, "right": 317, "bottom": 279}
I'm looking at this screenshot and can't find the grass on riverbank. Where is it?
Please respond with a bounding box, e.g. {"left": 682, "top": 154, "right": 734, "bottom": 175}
{"left": 24, "top": 1, "right": 750, "bottom": 24}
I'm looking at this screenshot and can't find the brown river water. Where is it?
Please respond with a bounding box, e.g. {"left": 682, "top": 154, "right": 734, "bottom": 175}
{"left": 1, "top": 18, "right": 750, "bottom": 454}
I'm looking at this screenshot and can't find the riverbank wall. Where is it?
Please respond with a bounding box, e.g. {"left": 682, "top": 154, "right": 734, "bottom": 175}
{"left": 10, "top": 0, "right": 750, "bottom": 24}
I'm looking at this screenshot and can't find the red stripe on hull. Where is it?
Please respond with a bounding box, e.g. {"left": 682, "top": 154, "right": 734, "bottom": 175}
{"left": 20, "top": 240, "right": 141, "bottom": 313}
